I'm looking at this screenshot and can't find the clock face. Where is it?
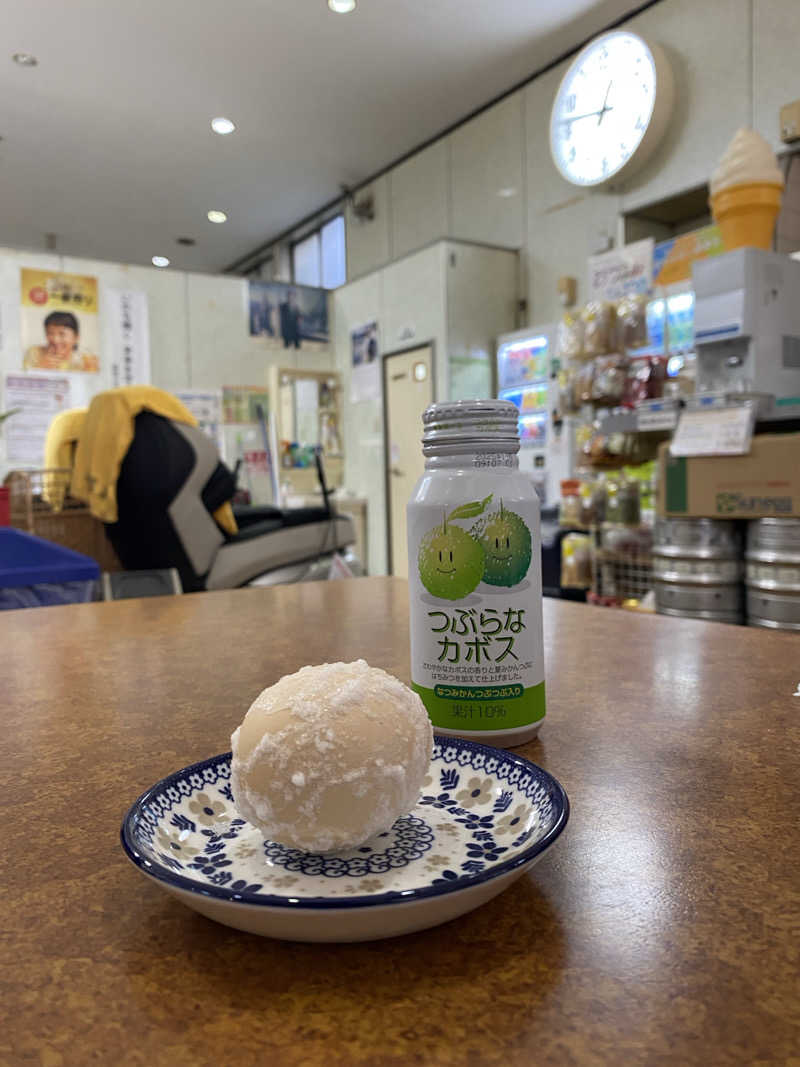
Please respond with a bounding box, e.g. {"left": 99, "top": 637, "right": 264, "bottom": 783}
{"left": 550, "top": 31, "right": 662, "bottom": 187}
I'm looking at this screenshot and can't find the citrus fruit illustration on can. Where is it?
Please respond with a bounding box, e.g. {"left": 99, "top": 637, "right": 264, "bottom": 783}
{"left": 471, "top": 500, "right": 532, "bottom": 587}
{"left": 417, "top": 495, "right": 491, "bottom": 600}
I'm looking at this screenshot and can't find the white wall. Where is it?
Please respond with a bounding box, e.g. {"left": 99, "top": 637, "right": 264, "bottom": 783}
{"left": 334, "top": 240, "right": 517, "bottom": 575}
{"left": 335, "top": 0, "right": 797, "bottom": 324}
{"left": 0, "top": 247, "right": 333, "bottom": 477}
{"left": 345, "top": 175, "right": 392, "bottom": 280}
{"left": 753, "top": 0, "right": 800, "bottom": 151}
{"left": 333, "top": 268, "right": 389, "bottom": 574}
{"left": 390, "top": 141, "right": 449, "bottom": 260}
{"left": 450, "top": 93, "right": 526, "bottom": 251}
{"left": 446, "top": 243, "right": 519, "bottom": 399}
{"left": 322, "top": 0, "right": 800, "bottom": 575}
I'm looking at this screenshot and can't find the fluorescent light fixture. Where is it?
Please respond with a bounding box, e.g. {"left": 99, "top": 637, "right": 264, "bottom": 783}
{"left": 328, "top": 0, "right": 356, "bottom": 12}
{"left": 12, "top": 52, "right": 37, "bottom": 66}
{"left": 504, "top": 337, "right": 548, "bottom": 353}
{"left": 211, "top": 117, "right": 235, "bottom": 135}
{"left": 151, "top": 255, "right": 170, "bottom": 268}
{"left": 207, "top": 210, "right": 227, "bottom": 224}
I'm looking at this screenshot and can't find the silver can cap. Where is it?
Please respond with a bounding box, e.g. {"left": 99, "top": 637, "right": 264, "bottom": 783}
{"left": 422, "top": 399, "right": 520, "bottom": 455}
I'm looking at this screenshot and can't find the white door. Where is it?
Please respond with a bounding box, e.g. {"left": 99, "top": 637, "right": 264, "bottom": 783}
{"left": 385, "top": 345, "right": 434, "bottom": 577}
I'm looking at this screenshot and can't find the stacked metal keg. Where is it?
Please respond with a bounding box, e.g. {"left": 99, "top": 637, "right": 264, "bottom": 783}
{"left": 653, "top": 518, "right": 742, "bottom": 624}
{"left": 745, "top": 518, "right": 800, "bottom": 631}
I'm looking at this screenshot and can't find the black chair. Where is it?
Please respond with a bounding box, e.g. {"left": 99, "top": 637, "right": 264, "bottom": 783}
{"left": 105, "top": 412, "right": 355, "bottom": 592}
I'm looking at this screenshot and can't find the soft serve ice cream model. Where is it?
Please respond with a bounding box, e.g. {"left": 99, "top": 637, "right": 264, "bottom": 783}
{"left": 710, "top": 128, "right": 784, "bottom": 250}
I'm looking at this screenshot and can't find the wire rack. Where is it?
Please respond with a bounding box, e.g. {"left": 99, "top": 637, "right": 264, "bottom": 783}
{"left": 6, "top": 469, "right": 122, "bottom": 571}
{"left": 591, "top": 523, "right": 653, "bottom": 604}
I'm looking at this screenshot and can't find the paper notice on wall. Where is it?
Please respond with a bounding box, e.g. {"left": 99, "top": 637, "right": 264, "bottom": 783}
{"left": 4, "top": 374, "right": 72, "bottom": 465}
{"left": 175, "top": 389, "right": 223, "bottom": 452}
{"left": 107, "top": 289, "right": 150, "bottom": 387}
{"left": 350, "top": 361, "right": 381, "bottom": 404}
{"left": 588, "top": 238, "right": 654, "bottom": 301}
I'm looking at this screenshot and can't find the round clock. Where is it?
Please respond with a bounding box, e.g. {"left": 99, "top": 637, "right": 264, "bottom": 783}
{"left": 549, "top": 31, "right": 674, "bottom": 187}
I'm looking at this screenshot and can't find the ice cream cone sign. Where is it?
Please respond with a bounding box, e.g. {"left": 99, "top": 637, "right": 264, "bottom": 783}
{"left": 710, "top": 129, "right": 784, "bottom": 251}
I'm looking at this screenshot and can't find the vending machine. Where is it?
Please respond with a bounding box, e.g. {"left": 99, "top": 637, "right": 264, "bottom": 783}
{"left": 496, "top": 325, "right": 579, "bottom": 506}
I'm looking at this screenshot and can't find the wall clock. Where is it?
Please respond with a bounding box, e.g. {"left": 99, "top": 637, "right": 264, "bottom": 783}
{"left": 549, "top": 30, "right": 674, "bottom": 187}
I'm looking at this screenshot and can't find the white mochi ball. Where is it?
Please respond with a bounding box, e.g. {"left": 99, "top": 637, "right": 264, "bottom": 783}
{"left": 230, "top": 660, "right": 433, "bottom": 853}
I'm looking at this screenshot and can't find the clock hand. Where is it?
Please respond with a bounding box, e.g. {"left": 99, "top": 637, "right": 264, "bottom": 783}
{"left": 597, "top": 81, "right": 614, "bottom": 125}
{"left": 559, "top": 107, "right": 614, "bottom": 125}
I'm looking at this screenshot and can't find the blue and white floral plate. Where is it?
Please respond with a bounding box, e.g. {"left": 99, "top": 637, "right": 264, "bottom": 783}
{"left": 121, "top": 737, "right": 569, "bottom": 942}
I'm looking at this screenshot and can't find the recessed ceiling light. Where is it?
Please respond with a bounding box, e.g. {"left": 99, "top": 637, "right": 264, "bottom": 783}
{"left": 211, "top": 117, "right": 235, "bottom": 135}
{"left": 207, "top": 210, "right": 227, "bottom": 224}
{"left": 152, "top": 255, "right": 170, "bottom": 268}
{"left": 497, "top": 186, "right": 518, "bottom": 198}
{"left": 328, "top": 0, "right": 356, "bottom": 12}
{"left": 12, "top": 52, "right": 38, "bottom": 67}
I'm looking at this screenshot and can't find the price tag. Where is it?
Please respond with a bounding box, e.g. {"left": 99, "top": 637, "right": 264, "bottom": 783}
{"left": 670, "top": 406, "right": 754, "bottom": 457}
{"left": 637, "top": 406, "right": 678, "bottom": 432}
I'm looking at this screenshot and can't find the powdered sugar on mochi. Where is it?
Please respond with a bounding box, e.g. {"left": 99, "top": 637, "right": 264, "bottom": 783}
{"left": 230, "top": 660, "right": 433, "bottom": 853}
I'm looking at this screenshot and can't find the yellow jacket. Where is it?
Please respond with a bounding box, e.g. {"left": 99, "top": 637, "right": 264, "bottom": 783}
{"left": 43, "top": 408, "right": 87, "bottom": 510}
{"left": 71, "top": 386, "right": 237, "bottom": 534}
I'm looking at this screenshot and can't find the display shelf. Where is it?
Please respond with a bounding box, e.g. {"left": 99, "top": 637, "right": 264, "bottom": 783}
{"left": 598, "top": 397, "right": 682, "bottom": 435}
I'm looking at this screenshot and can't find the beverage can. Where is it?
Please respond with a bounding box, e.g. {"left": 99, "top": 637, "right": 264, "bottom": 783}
{"left": 407, "top": 399, "right": 545, "bottom": 747}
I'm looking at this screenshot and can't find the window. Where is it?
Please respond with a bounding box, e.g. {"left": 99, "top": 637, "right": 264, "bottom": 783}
{"left": 291, "top": 214, "right": 346, "bottom": 289}
{"left": 292, "top": 232, "right": 321, "bottom": 288}
{"left": 321, "top": 215, "right": 346, "bottom": 289}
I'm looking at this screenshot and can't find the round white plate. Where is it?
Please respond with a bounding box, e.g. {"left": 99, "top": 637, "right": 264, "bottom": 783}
{"left": 121, "top": 736, "right": 569, "bottom": 942}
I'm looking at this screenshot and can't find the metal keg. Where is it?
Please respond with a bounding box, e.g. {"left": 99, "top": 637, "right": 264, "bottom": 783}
{"left": 745, "top": 518, "right": 800, "bottom": 631}
{"left": 654, "top": 580, "right": 742, "bottom": 616}
{"left": 654, "top": 517, "right": 742, "bottom": 623}
{"left": 654, "top": 517, "right": 741, "bottom": 559}
{"left": 657, "top": 605, "right": 742, "bottom": 625}
{"left": 747, "top": 517, "right": 800, "bottom": 557}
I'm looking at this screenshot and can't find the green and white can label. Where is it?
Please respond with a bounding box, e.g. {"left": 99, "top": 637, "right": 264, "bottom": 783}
{"left": 408, "top": 494, "right": 545, "bottom": 732}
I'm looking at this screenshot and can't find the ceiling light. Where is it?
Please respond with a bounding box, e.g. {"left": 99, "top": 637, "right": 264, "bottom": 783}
{"left": 207, "top": 210, "right": 227, "bottom": 224}
{"left": 497, "top": 186, "right": 518, "bottom": 198}
{"left": 152, "top": 255, "right": 170, "bottom": 268}
{"left": 12, "top": 52, "right": 38, "bottom": 67}
{"left": 328, "top": 0, "right": 356, "bottom": 12}
{"left": 211, "top": 117, "right": 235, "bottom": 135}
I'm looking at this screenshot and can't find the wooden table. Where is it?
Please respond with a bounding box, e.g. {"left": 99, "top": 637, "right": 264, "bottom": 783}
{"left": 3, "top": 578, "right": 799, "bottom": 1066}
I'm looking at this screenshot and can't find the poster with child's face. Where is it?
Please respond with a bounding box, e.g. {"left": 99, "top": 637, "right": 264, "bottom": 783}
{"left": 20, "top": 268, "right": 100, "bottom": 373}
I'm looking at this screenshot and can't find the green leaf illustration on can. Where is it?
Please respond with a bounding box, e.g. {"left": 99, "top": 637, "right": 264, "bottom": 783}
{"left": 447, "top": 494, "right": 493, "bottom": 521}
{"left": 471, "top": 500, "right": 532, "bottom": 587}
{"left": 418, "top": 510, "right": 485, "bottom": 600}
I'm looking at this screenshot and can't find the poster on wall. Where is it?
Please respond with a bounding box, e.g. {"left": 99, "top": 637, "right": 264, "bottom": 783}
{"left": 20, "top": 269, "right": 100, "bottom": 373}
{"left": 653, "top": 224, "right": 724, "bottom": 286}
{"left": 4, "top": 374, "right": 71, "bottom": 465}
{"left": 175, "top": 389, "right": 224, "bottom": 452}
{"left": 248, "top": 281, "right": 329, "bottom": 349}
{"left": 107, "top": 289, "right": 150, "bottom": 387}
{"left": 350, "top": 320, "right": 381, "bottom": 404}
{"left": 588, "top": 238, "right": 654, "bottom": 302}
{"left": 351, "top": 320, "right": 378, "bottom": 366}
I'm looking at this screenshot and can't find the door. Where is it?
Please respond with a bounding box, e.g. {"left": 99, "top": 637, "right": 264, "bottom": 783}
{"left": 384, "top": 345, "right": 434, "bottom": 578}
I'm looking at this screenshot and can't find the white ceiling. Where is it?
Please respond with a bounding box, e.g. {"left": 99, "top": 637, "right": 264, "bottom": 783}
{"left": 0, "top": 0, "right": 645, "bottom": 274}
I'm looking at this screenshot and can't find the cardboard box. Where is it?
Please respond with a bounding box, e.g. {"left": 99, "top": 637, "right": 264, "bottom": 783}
{"left": 657, "top": 433, "right": 800, "bottom": 518}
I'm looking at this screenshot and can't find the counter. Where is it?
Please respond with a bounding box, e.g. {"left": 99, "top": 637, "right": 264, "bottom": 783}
{"left": 2, "top": 579, "right": 798, "bottom": 1065}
